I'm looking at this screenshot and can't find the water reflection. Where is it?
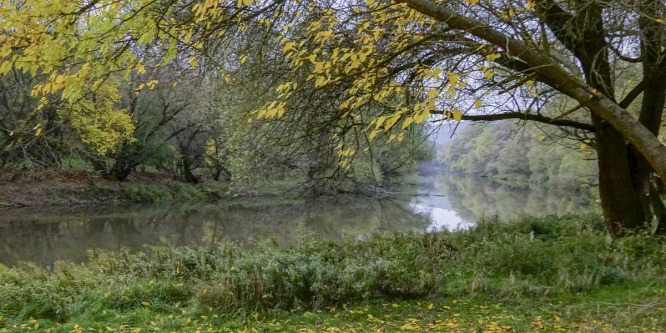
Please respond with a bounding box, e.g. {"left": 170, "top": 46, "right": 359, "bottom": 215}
{"left": 430, "top": 172, "right": 597, "bottom": 222}
{"left": 0, "top": 197, "right": 431, "bottom": 267}
{"left": 0, "top": 173, "right": 597, "bottom": 267}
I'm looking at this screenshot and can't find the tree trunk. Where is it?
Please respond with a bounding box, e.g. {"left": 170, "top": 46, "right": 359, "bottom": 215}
{"left": 593, "top": 115, "right": 645, "bottom": 237}
{"left": 628, "top": 0, "right": 666, "bottom": 234}
{"left": 182, "top": 157, "right": 199, "bottom": 184}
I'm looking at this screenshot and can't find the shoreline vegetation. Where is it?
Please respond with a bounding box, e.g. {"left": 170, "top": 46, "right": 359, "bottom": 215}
{"left": 1, "top": 216, "right": 665, "bottom": 332}
{"left": 0, "top": 170, "right": 305, "bottom": 208}
{"left": 0, "top": 169, "right": 424, "bottom": 208}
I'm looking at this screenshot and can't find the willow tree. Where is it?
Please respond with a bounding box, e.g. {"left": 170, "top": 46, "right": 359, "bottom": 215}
{"left": 2, "top": 0, "right": 666, "bottom": 236}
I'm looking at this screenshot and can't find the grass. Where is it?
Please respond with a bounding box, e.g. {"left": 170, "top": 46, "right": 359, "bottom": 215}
{"left": 4, "top": 292, "right": 664, "bottom": 332}
{"left": 1, "top": 215, "right": 666, "bottom": 332}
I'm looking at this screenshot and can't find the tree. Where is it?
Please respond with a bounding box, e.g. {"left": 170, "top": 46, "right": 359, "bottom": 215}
{"left": 2, "top": 0, "right": 666, "bottom": 236}
{"left": 259, "top": 0, "right": 666, "bottom": 236}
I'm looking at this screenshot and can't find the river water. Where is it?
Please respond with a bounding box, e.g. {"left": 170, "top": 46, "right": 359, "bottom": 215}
{"left": 0, "top": 171, "right": 596, "bottom": 267}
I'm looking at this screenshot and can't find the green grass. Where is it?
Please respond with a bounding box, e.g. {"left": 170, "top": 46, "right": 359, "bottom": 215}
{"left": 3, "top": 291, "right": 665, "bottom": 332}
{"left": 1, "top": 215, "right": 666, "bottom": 332}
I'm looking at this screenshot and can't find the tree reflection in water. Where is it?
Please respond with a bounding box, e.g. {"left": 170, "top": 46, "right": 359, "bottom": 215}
{"left": 0, "top": 196, "right": 430, "bottom": 267}
{"left": 0, "top": 174, "right": 596, "bottom": 267}
{"left": 433, "top": 173, "right": 597, "bottom": 222}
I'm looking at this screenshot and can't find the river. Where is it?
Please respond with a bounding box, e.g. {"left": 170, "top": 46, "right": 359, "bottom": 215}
{"left": 0, "top": 170, "right": 596, "bottom": 266}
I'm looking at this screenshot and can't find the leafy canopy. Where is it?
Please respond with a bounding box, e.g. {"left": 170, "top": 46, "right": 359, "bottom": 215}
{"left": 2, "top": 0, "right": 666, "bottom": 174}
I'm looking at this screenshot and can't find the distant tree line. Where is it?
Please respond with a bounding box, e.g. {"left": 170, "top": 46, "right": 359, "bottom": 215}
{"left": 440, "top": 121, "right": 597, "bottom": 188}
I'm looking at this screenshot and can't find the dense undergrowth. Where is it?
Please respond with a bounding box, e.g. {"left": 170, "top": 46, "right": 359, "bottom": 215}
{"left": 1, "top": 215, "right": 665, "bottom": 331}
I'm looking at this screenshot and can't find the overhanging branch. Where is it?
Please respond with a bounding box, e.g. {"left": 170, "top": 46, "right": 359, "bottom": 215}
{"left": 398, "top": 0, "right": 666, "bottom": 180}
{"left": 431, "top": 110, "right": 594, "bottom": 131}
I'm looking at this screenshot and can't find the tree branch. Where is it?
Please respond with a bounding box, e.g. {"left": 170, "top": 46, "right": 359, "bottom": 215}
{"left": 397, "top": 0, "right": 666, "bottom": 180}
{"left": 619, "top": 80, "right": 645, "bottom": 109}
{"left": 432, "top": 110, "right": 594, "bottom": 131}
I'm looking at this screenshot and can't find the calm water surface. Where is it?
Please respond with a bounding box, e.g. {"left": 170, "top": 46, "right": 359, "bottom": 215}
{"left": 0, "top": 172, "right": 596, "bottom": 266}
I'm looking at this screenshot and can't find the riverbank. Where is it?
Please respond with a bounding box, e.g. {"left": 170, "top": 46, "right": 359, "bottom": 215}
{"left": 0, "top": 170, "right": 409, "bottom": 207}
{"left": 1, "top": 215, "right": 664, "bottom": 331}
{"left": 0, "top": 170, "right": 302, "bottom": 207}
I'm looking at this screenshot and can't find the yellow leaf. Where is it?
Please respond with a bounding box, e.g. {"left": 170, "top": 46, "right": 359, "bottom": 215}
{"left": 452, "top": 108, "right": 462, "bottom": 122}
{"left": 136, "top": 62, "right": 146, "bottom": 74}
{"left": 414, "top": 109, "right": 430, "bottom": 123}
{"left": 402, "top": 117, "right": 414, "bottom": 129}
{"left": 315, "top": 76, "right": 327, "bottom": 87}
{"left": 384, "top": 114, "right": 401, "bottom": 132}
{"left": 374, "top": 116, "right": 386, "bottom": 130}
{"left": 474, "top": 99, "right": 482, "bottom": 108}
{"left": 141, "top": 301, "right": 150, "bottom": 306}
{"left": 486, "top": 53, "right": 501, "bottom": 62}
{"left": 427, "top": 303, "right": 433, "bottom": 310}
{"left": 314, "top": 62, "right": 324, "bottom": 73}
{"left": 657, "top": 18, "right": 664, "bottom": 23}
{"left": 538, "top": 135, "right": 545, "bottom": 141}
{"left": 368, "top": 129, "right": 380, "bottom": 141}
{"left": 427, "top": 88, "right": 438, "bottom": 98}
{"left": 189, "top": 57, "right": 197, "bottom": 69}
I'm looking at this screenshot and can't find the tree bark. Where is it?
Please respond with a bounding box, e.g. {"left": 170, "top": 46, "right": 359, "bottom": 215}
{"left": 594, "top": 115, "right": 645, "bottom": 236}
{"left": 634, "top": 0, "right": 666, "bottom": 234}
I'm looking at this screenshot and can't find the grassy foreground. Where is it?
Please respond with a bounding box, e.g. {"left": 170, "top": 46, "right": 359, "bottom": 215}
{"left": 1, "top": 215, "right": 666, "bottom": 332}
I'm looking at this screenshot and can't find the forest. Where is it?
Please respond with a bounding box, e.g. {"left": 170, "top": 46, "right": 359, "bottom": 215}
{"left": 440, "top": 120, "right": 597, "bottom": 186}
{"left": 2, "top": 0, "right": 666, "bottom": 331}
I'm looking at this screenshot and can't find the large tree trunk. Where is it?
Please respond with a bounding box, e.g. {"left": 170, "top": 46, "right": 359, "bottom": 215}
{"left": 627, "top": 70, "right": 666, "bottom": 235}
{"left": 594, "top": 116, "right": 645, "bottom": 237}
{"left": 634, "top": 0, "right": 666, "bottom": 234}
